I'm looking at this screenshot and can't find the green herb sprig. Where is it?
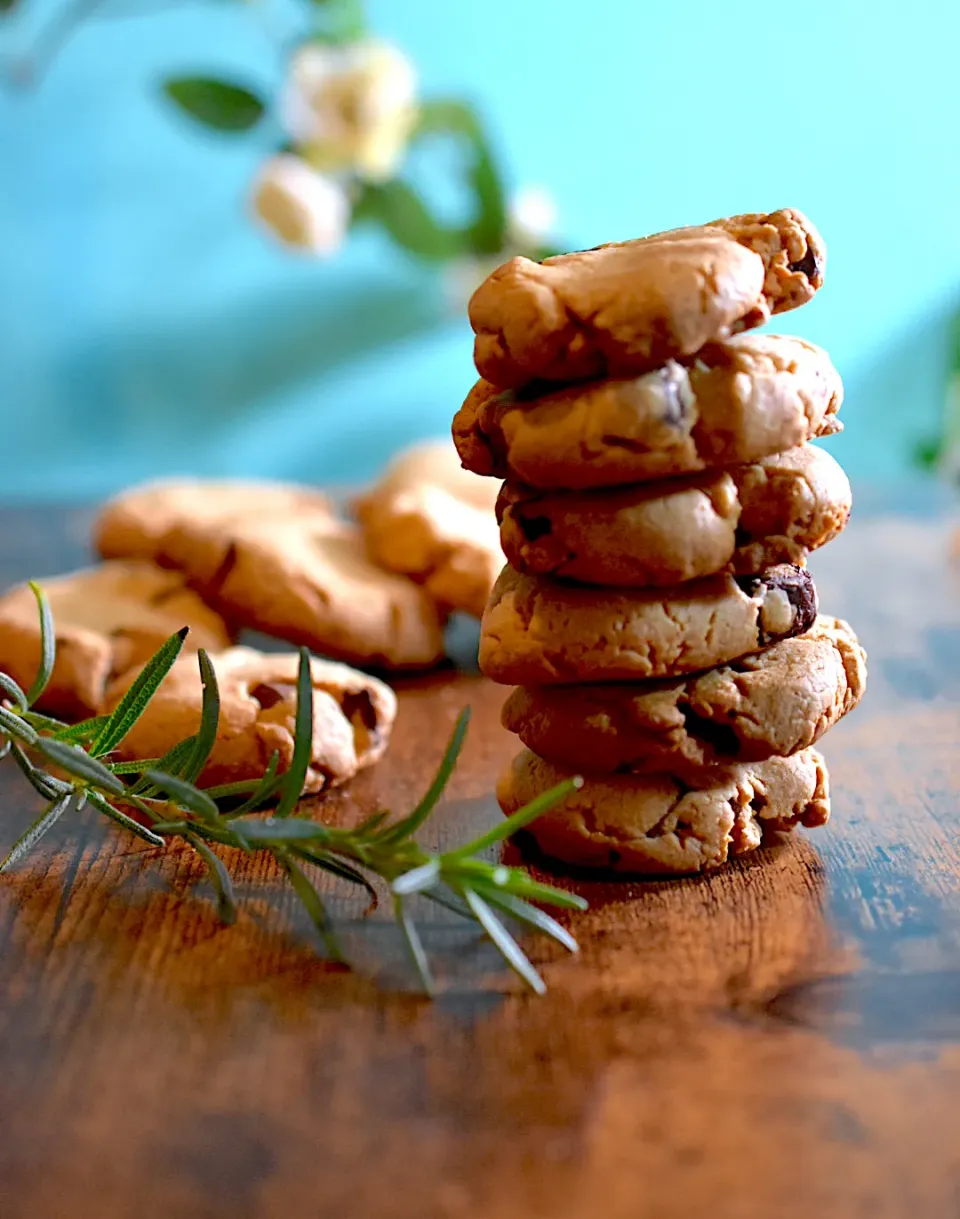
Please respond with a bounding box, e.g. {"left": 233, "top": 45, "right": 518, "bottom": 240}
{"left": 0, "top": 583, "right": 586, "bottom": 994}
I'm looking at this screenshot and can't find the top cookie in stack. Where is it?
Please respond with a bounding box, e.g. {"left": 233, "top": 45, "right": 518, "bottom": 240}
{"left": 454, "top": 208, "right": 866, "bottom": 875}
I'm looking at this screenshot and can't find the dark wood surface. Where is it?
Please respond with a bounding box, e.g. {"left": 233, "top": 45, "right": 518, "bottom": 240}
{"left": 1, "top": 492, "right": 959, "bottom": 1219}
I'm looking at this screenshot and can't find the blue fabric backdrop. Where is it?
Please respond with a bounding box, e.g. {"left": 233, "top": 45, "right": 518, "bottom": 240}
{"left": 1, "top": 0, "right": 959, "bottom": 499}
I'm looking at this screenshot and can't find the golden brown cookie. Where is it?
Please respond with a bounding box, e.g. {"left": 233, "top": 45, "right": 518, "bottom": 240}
{"left": 497, "top": 747, "right": 830, "bottom": 875}
{"left": 453, "top": 334, "right": 842, "bottom": 490}
{"left": 106, "top": 646, "right": 396, "bottom": 794}
{"left": 95, "top": 479, "right": 334, "bottom": 563}
{"left": 502, "top": 616, "right": 865, "bottom": 777}
{"left": 94, "top": 483, "right": 445, "bottom": 670}
{"left": 0, "top": 563, "right": 233, "bottom": 719}
{"left": 469, "top": 208, "right": 824, "bottom": 388}
{"left": 355, "top": 441, "right": 503, "bottom": 619}
{"left": 479, "top": 563, "right": 818, "bottom": 685}
{"left": 498, "top": 443, "right": 850, "bottom": 586}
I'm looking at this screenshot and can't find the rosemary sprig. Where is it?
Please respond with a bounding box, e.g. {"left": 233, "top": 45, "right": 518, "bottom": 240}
{"left": 0, "top": 584, "right": 586, "bottom": 994}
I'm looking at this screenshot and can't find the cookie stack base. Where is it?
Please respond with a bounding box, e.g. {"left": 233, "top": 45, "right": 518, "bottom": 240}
{"left": 498, "top": 748, "right": 830, "bottom": 876}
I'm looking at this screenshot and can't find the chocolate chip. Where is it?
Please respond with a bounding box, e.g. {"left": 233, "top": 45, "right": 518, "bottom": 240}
{"left": 250, "top": 682, "right": 296, "bottom": 711}
{"left": 735, "top": 564, "right": 818, "bottom": 645}
{"left": 679, "top": 706, "right": 742, "bottom": 758}
{"left": 341, "top": 690, "right": 378, "bottom": 732}
{"left": 516, "top": 513, "right": 553, "bottom": 542}
{"left": 788, "top": 244, "right": 822, "bottom": 283}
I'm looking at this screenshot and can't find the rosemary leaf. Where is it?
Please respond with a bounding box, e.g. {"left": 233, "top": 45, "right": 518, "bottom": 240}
{"left": 8, "top": 742, "right": 66, "bottom": 800}
{"left": 394, "top": 894, "right": 434, "bottom": 994}
{"left": 446, "top": 776, "right": 583, "bottom": 859}
{"left": 231, "top": 750, "right": 283, "bottom": 814}
{"left": 53, "top": 714, "right": 110, "bottom": 743}
{"left": 225, "top": 817, "right": 331, "bottom": 844}
{"left": 0, "top": 793, "right": 73, "bottom": 872}
{"left": 374, "top": 707, "right": 470, "bottom": 845}
{"left": 25, "top": 582, "right": 55, "bottom": 707}
{"left": 143, "top": 770, "right": 221, "bottom": 822}
{"left": 92, "top": 626, "right": 188, "bottom": 757}
{"left": 35, "top": 737, "right": 126, "bottom": 795}
{"left": 181, "top": 650, "right": 220, "bottom": 784}
{"left": 391, "top": 858, "right": 441, "bottom": 896}
{"left": 278, "top": 852, "right": 344, "bottom": 962}
{"left": 86, "top": 791, "right": 165, "bottom": 847}
{"left": 186, "top": 833, "right": 237, "bottom": 925}
{"left": 0, "top": 673, "right": 27, "bottom": 712}
{"left": 288, "top": 845, "right": 378, "bottom": 902}
{"left": 107, "top": 757, "right": 164, "bottom": 776}
{"left": 0, "top": 706, "right": 39, "bottom": 747}
{"left": 461, "top": 885, "right": 546, "bottom": 995}
{"left": 274, "top": 649, "right": 313, "bottom": 819}
{"left": 465, "top": 883, "right": 578, "bottom": 954}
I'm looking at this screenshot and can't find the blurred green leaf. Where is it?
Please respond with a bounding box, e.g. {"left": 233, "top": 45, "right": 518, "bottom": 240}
{"left": 413, "top": 99, "right": 508, "bottom": 256}
{"left": 0, "top": 0, "right": 20, "bottom": 17}
{"left": 163, "top": 78, "right": 266, "bottom": 133}
{"left": 357, "top": 181, "right": 470, "bottom": 261}
{"left": 914, "top": 437, "right": 943, "bottom": 470}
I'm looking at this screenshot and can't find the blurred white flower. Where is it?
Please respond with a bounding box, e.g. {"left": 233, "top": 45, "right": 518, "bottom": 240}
{"left": 507, "top": 185, "right": 558, "bottom": 249}
{"left": 282, "top": 40, "right": 419, "bottom": 183}
{"left": 251, "top": 155, "right": 349, "bottom": 255}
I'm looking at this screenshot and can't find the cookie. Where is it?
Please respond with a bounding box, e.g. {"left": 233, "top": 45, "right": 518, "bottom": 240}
{"left": 106, "top": 646, "right": 396, "bottom": 794}
{"left": 469, "top": 208, "right": 824, "bottom": 388}
{"left": 353, "top": 439, "right": 499, "bottom": 519}
{"left": 479, "top": 563, "right": 818, "bottom": 684}
{"left": 95, "top": 479, "right": 335, "bottom": 564}
{"left": 0, "top": 562, "right": 233, "bottom": 719}
{"left": 453, "top": 334, "right": 842, "bottom": 490}
{"left": 498, "top": 444, "right": 850, "bottom": 586}
{"left": 497, "top": 747, "right": 830, "bottom": 875}
{"left": 502, "top": 616, "right": 865, "bottom": 776}
{"left": 355, "top": 441, "right": 503, "bottom": 619}
{"left": 95, "top": 483, "right": 445, "bottom": 670}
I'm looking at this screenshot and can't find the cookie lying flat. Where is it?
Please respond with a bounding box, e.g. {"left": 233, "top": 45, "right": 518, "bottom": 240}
{"left": 470, "top": 208, "right": 824, "bottom": 388}
{"left": 497, "top": 748, "right": 830, "bottom": 875}
{"left": 453, "top": 334, "right": 842, "bottom": 490}
{"left": 95, "top": 483, "right": 445, "bottom": 670}
{"left": 0, "top": 563, "right": 232, "bottom": 719}
{"left": 355, "top": 441, "right": 503, "bottom": 619}
{"left": 479, "top": 563, "right": 817, "bottom": 684}
{"left": 353, "top": 439, "right": 499, "bottom": 519}
{"left": 502, "top": 616, "right": 865, "bottom": 777}
{"left": 106, "top": 647, "right": 396, "bottom": 794}
{"left": 95, "top": 479, "right": 334, "bottom": 564}
{"left": 498, "top": 444, "right": 850, "bottom": 586}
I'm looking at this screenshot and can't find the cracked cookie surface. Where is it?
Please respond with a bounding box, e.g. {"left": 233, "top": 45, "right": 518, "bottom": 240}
{"left": 502, "top": 616, "right": 865, "bottom": 776}
{"left": 96, "top": 481, "right": 445, "bottom": 670}
{"left": 479, "top": 563, "right": 818, "bottom": 684}
{"left": 497, "top": 747, "right": 830, "bottom": 875}
{"left": 0, "top": 562, "right": 233, "bottom": 718}
{"left": 106, "top": 646, "right": 396, "bottom": 794}
{"left": 469, "top": 208, "right": 825, "bottom": 388}
{"left": 498, "top": 443, "right": 850, "bottom": 586}
{"left": 453, "top": 334, "right": 842, "bottom": 490}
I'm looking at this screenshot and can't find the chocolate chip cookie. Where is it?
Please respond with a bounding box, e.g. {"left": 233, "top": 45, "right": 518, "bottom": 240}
{"left": 498, "top": 443, "right": 850, "bottom": 586}
{"left": 470, "top": 208, "right": 824, "bottom": 388}
{"left": 0, "top": 562, "right": 233, "bottom": 719}
{"left": 502, "top": 616, "right": 865, "bottom": 776}
{"left": 355, "top": 440, "right": 503, "bottom": 619}
{"left": 95, "top": 482, "right": 446, "bottom": 670}
{"left": 479, "top": 563, "right": 818, "bottom": 684}
{"left": 453, "top": 334, "right": 842, "bottom": 490}
{"left": 497, "top": 747, "right": 830, "bottom": 875}
{"left": 106, "top": 646, "right": 396, "bottom": 794}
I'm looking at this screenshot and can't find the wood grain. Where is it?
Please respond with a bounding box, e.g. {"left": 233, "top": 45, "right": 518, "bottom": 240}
{"left": 0, "top": 495, "right": 959, "bottom": 1218}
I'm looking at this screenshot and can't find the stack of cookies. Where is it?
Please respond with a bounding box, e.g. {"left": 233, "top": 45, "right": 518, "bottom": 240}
{"left": 453, "top": 208, "right": 867, "bottom": 875}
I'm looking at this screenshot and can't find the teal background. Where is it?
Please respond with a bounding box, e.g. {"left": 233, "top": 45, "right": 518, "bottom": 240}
{"left": 1, "top": 0, "right": 958, "bottom": 500}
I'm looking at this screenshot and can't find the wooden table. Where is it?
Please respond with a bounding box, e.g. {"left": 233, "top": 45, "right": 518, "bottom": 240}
{"left": 1, "top": 492, "right": 959, "bottom": 1219}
